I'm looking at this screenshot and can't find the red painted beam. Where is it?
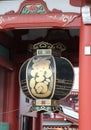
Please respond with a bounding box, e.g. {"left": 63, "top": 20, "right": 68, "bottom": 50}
{"left": 43, "top": 117, "right": 64, "bottom": 121}
{"left": 55, "top": 113, "right": 78, "bottom": 124}
{"left": 0, "top": 13, "right": 80, "bottom": 30}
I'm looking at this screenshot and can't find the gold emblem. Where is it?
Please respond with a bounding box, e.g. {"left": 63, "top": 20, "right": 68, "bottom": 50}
{"left": 29, "top": 57, "right": 54, "bottom": 98}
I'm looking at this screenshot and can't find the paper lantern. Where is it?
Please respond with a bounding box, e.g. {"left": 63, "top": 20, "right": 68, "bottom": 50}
{"left": 19, "top": 41, "right": 74, "bottom": 112}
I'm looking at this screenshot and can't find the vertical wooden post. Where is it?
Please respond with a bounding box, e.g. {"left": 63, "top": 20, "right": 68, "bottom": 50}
{"left": 79, "top": 22, "right": 91, "bottom": 130}
{"left": 36, "top": 112, "right": 43, "bottom": 130}
{"left": 32, "top": 117, "right": 36, "bottom": 130}
{"left": 6, "top": 70, "right": 19, "bottom": 130}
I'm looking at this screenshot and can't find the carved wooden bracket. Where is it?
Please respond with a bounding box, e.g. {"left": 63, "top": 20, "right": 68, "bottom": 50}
{"left": 0, "top": 0, "right": 80, "bottom": 29}
{"left": 17, "top": 0, "right": 49, "bottom": 14}
{"left": 5, "top": 0, "right": 49, "bottom": 15}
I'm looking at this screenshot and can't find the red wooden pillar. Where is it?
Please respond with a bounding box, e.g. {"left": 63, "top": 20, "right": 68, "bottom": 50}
{"left": 36, "top": 112, "right": 43, "bottom": 130}
{"left": 6, "top": 70, "right": 19, "bottom": 130}
{"left": 32, "top": 117, "right": 36, "bottom": 130}
{"left": 79, "top": 22, "right": 91, "bottom": 130}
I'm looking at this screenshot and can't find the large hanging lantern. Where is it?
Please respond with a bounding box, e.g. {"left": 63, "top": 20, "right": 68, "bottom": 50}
{"left": 19, "top": 41, "right": 74, "bottom": 112}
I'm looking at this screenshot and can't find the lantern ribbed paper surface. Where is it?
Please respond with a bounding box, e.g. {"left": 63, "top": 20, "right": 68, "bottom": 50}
{"left": 19, "top": 42, "right": 74, "bottom": 112}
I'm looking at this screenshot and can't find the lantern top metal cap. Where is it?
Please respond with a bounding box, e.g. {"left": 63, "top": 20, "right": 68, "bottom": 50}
{"left": 28, "top": 41, "right": 66, "bottom": 56}
{"left": 33, "top": 41, "right": 66, "bottom": 51}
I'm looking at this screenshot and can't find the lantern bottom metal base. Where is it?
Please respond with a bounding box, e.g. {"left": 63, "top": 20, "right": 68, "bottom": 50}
{"left": 29, "top": 99, "right": 63, "bottom": 112}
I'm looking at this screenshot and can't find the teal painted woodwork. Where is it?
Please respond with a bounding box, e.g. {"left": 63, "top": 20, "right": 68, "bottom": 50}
{"left": 0, "top": 122, "right": 9, "bottom": 130}
{"left": 21, "top": 4, "right": 46, "bottom": 14}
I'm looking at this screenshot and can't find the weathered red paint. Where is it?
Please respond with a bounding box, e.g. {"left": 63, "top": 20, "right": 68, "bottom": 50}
{"left": 0, "top": 12, "right": 80, "bottom": 30}
{"left": 79, "top": 22, "right": 91, "bottom": 130}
